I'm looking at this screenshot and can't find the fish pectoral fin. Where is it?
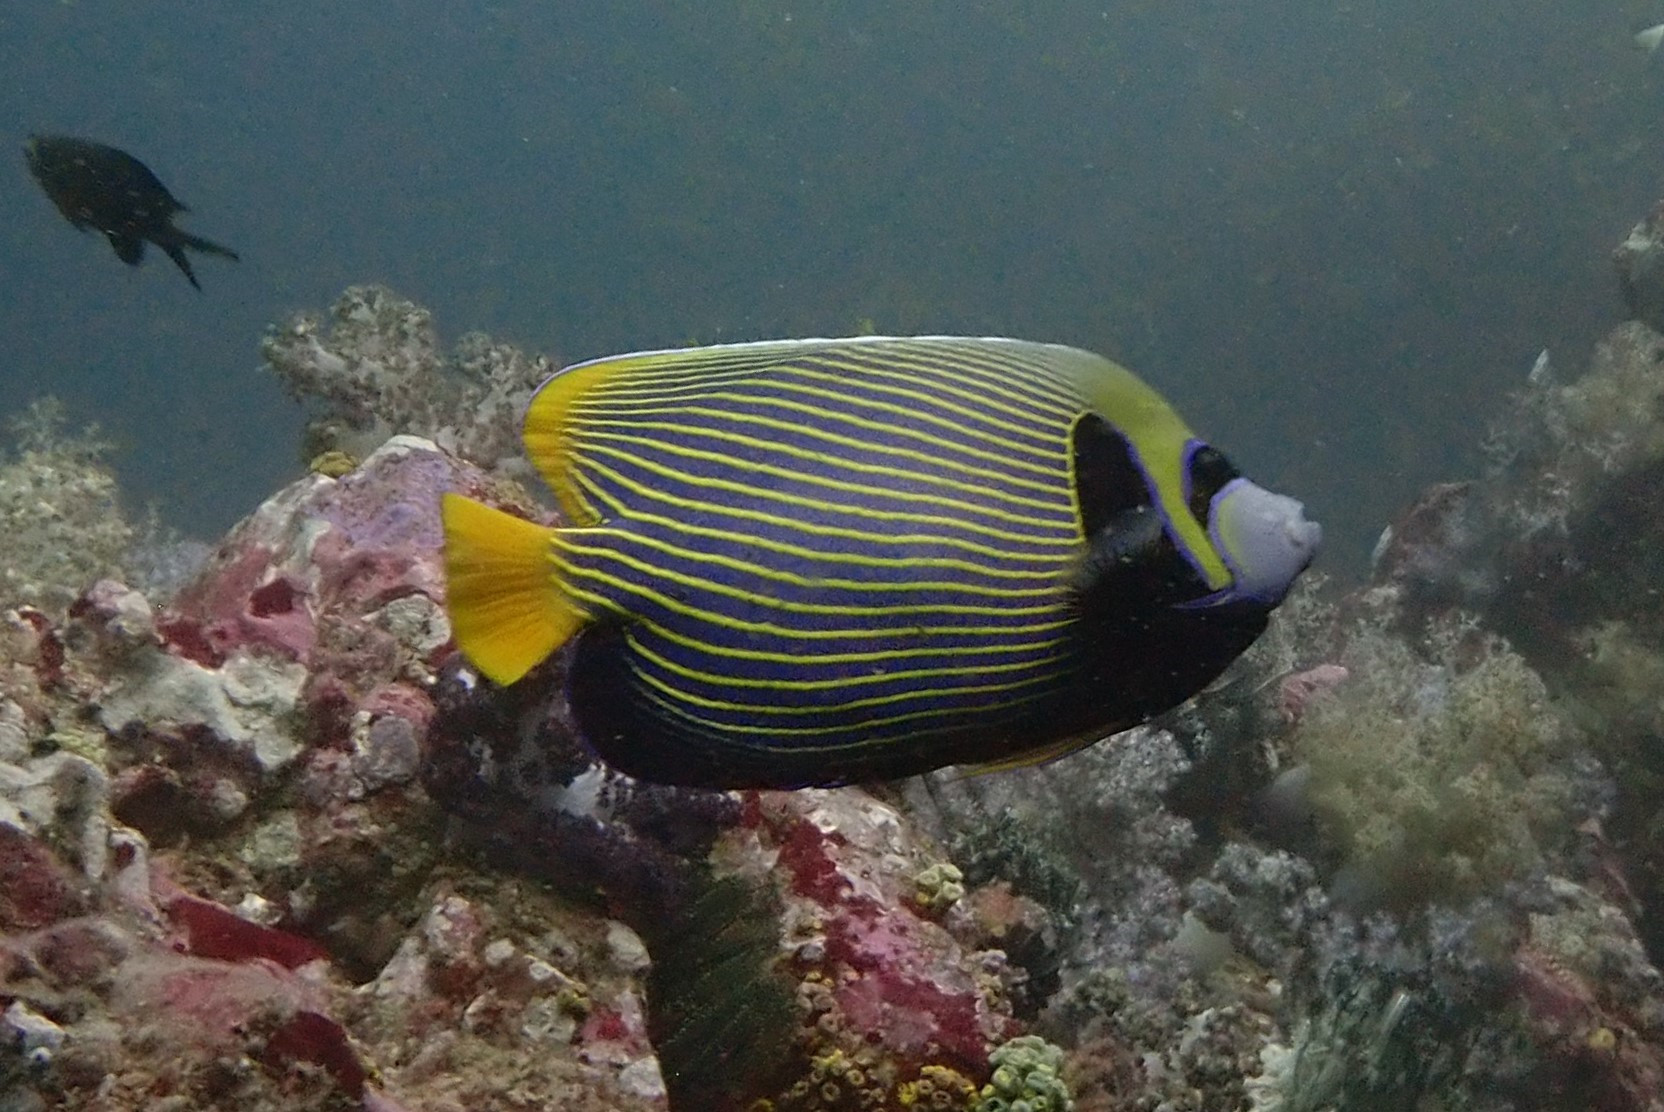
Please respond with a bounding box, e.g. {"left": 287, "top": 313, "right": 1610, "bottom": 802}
{"left": 106, "top": 232, "right": 145, "bottom": 266}
{"left": 441, "top": 493, "right": 585, "bottom": 685}
{"left": 1070, "top": 505, "right": 1170, "bottom": 609}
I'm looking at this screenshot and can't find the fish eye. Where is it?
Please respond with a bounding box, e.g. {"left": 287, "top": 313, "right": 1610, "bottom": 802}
{"left": 1185, "top": 444, "right": 1240, "bottom": 526}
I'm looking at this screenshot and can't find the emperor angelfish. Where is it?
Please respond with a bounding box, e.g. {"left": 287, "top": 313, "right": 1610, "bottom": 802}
{"left": 442, "top": 337, "right": 1319, "bottom": 789}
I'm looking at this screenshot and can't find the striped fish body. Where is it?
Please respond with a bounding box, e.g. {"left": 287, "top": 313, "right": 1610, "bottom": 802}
{"left": 442, "top": 337, "right": 1320, "bottom": 788}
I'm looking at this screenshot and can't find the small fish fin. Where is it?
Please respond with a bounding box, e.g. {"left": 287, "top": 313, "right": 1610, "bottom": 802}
{"left": 106, "top": 232, "right": 145, "bottom": 266}
{"left": 1070, "top": 504, "right": 1177, "bottom": 614}
{"left": 954, "top": 730, "right": 1106, "bottom": 777}
{"left": 441, "top": 493, "right": 585, "bottom": 685}
{"left": 159, "top": 244, "right": 202, "bottom": 290}
{"left": 1639, "top": 23, "right": 1664, "bottom": 53}
{"left": 173, "top": 229, "right": 240, "bottom": 261}
{"left": 522, "top": 357, "right": 625, "bottom": 525}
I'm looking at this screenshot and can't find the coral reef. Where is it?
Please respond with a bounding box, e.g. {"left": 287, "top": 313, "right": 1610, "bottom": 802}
{"left": 1284, "top": 618, "right": 1593, "bottom": 909}
{"left": 261, "top": 284, "right": 554, "bottom": 474}
{"left": 975, "top": 1035, "right": 1073, "bottom": 1112}
{"left": 0, "top": 399, "right": 136, "bottom": 615}
{"left": 16, "top": 254, "right": 1664, "bottom": 1110}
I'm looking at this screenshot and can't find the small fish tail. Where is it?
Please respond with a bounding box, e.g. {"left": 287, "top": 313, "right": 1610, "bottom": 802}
{"left": 440, "top": 493, "right": 584, "bottom": 685}
{"left": 174, "top": 229, "right": 240, "bottom": 261}
{"left": 159, "top": 244, "right": 202, "bottom": 290}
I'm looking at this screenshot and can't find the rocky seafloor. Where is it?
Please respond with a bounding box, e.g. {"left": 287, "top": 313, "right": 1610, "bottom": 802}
{"left": 10, "top": 207, "right": 1664, "bottom": 1111}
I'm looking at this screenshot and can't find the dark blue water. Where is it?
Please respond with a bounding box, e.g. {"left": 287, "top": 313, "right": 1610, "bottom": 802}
{"left": 3, "top": 2, "right": 1661, "bottom": 573}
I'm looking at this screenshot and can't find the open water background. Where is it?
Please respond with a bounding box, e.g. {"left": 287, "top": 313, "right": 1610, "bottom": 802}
{"left": 3, "top": 2, "right": 1664, "bottom": 574}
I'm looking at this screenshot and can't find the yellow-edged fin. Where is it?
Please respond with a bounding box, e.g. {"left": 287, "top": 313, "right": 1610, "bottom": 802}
{"left": 522, "top": 360, "right": 616, "bottom": 526}
{"left": 440, "top": 493, "right": 585, "bottom": 685}
{"left": 955, "top": 729, "right": 1111, "bottom": 778}
{"left": 523, "top": 338, "right": 850, "bottom": 525}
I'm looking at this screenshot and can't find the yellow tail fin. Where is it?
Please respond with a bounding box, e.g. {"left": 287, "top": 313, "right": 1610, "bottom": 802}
{"left": 440, "top": 493, "right": 585, "bottom": 685}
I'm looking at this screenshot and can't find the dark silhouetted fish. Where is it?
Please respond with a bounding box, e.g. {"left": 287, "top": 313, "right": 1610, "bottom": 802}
{"left": 23, "top": 134, "right": 239, "bottom": 290}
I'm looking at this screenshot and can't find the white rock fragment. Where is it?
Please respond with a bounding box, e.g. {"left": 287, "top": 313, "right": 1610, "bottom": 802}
{"left": 3, "top": 1000, "right": 65, "bottom": 1062}
{"left": 0, "top": 698, "right": 32, "bottom": 764}
{"left": 236, "top": 892, "right": 282, "bottom": 926}
{"left": 367, "top": 593, "right": 451, "bottom": 658}
{"left": 605, "top": 921, "right": 651, "bottom": 974}
{"left": 617, "top": 1058, "right": 667, "bottom": 1102}
{"left": 520, "top": 996, "right": 580, "bottom": 1045}
{"left": 98, "top": 648, "right": 307, "bottom": 775}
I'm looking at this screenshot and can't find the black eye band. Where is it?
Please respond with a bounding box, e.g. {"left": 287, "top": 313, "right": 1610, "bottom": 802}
{"left": 1071, "top": 413, "right": 1152, "bottom": 539}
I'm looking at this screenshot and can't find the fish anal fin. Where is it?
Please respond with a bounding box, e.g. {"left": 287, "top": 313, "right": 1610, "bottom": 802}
{"left": 954, "top": 729, "right": 1110, "bottom": 778}
{"left": 441, "top": 493, "right": 585, "bottom": 685}
{"left": 107, "top": 232, "right": 144, "bottom": 266}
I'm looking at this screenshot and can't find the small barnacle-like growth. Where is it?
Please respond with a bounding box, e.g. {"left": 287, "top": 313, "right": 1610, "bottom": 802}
{"left": 897, "top": 1064, "right": 978, "bottom": 1107}
{"left": 974, "top": 1035, "right": 1074, "bottom": 1112}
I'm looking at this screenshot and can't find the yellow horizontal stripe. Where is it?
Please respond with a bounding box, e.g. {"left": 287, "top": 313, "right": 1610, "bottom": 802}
{"left": 575, "top": 395, "right": 1065, "bottom": 484}
{"left": 585, "top": 340, "right": 1081, "bottom": 423}
{"left": 554, "top": 535, "right": 1069, "bottom": 619}
{"left": 589, "top": 363, "right": 1071, "bottom": 452}
{"left": 578, "top": 428, "right": 1067, "bottom": 521}
{"left": 772, "top": 358, "right": 1077, "bottom": 431}
{"left": 571, "top": 459, "right": 1078, "bottom": 566}
{"left": 574, "top": 525, "right": 1062, "bottom": 600}
{"left": 551, "top": 552, "right": 1075, "bottom": 642}
{"left": 627, "top": 666, "right": 1062, "bottom": 746}
{"left": 577, "top": 412, "right": 1065, "bottom": 501}
{"left": 573, "top": 469, "right": 1069, "bottom": 581}
{"left": 627, "top": 644, "right": 1064, "bottom": 717}
{"left": 557, "top": 575, "right": 1070, "bottom": 665}
{"left": 628, "top": 633, "right": 1066, "bottom": 691}
{"left": 572, "top": 447, "right": 1080, "bottom": 551}
{"left": 826, "top": 343, "right": 1084, "bottom": 413}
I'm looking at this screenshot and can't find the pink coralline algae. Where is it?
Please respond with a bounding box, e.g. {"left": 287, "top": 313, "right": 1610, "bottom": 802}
{"left": 1274, "top": 663, "right": 1349, "bottom": 726}
{"left": 704, "top": 789, "right": 1023, "bottom": 1106}
{"left": 0, "top": 435, "right": 683, "bottom": 1109}
{"left": 0, "top": 426, "right": 1054, "bottom": 1111}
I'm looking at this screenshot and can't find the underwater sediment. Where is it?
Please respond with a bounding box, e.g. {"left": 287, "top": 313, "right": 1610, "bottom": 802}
{"left": 8, "top": 211, "right": 1664, "bottom": 1108}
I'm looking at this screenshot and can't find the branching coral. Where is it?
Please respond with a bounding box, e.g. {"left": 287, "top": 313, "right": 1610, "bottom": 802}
{"left": 0, "top": 399, "right": 135, "bottom": 614}
{"left": 1286, "top": 616, "right": 1593, "bottom": 909}
{"left": 261, "top": 285, "right": 554, "bottom": 472}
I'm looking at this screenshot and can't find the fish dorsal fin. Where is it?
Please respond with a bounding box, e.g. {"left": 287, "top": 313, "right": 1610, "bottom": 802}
{"left": 523, "top": 337, "right": 865, "bottom": 524}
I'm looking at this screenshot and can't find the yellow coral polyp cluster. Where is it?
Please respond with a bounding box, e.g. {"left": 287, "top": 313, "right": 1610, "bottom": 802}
{"left": 912, "top": 862, "right": 967, "bottom": 912}
{"left": 896, "top": 1064, "right": 977, "bottom": 1108}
